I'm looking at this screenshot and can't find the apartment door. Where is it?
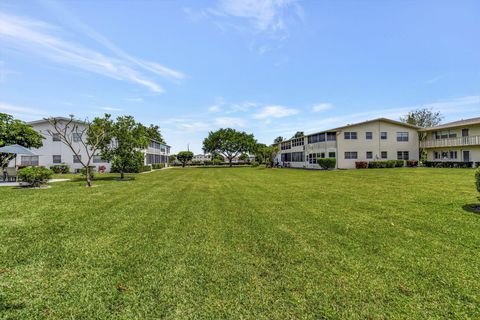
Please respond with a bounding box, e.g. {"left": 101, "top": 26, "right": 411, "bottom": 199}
{"left": 462, "top": 129, "right": 469, "bottom": 145}
{"left": 463, "top": 150, "right": 470, "bottom": 162}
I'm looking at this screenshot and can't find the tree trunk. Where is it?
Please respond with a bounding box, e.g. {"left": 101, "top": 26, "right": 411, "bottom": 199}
{"left": 182, "top": 162, "right": 185, "bottom": 168}
{"left": 229, "top": 158, "right": 233, "bottom": 167}
{"left": 120, "top": 170, "right": 125, "bottom": 180}
{"left": 86, "top": 167, "right": 92, "bottom": 187}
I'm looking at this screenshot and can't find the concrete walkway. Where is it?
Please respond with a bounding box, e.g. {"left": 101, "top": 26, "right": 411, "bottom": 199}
{"left": 0, "top": 178, "right": 70, "bottom": 187}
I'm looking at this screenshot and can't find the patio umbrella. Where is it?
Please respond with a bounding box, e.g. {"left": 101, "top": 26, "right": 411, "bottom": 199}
{"left": 0, "top": 144, "right": 37, "bottom": 167}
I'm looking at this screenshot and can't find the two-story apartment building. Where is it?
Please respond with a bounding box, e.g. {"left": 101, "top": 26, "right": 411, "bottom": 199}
{"left": 277, "top": 118, "right": 419, "bottom": 169}
{"left": 13, "top": 117, "right": 170, "bottom": 172}
{"left": 419, "top": 117, "right": 480, "bottom": 163}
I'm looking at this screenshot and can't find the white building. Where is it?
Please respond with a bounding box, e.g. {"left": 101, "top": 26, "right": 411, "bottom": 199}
{"left": 276, "top": 118, "right": 420, "bottom": 169}
{"left": 11, "top": 117, "right": 170, "bottom": 173}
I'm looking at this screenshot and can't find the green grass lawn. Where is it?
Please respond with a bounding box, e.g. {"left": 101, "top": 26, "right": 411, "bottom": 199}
{"left": 1, "top": 167, "right": 479, "bottom": 319}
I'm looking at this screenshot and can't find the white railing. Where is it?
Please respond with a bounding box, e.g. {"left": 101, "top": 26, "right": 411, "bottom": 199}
{"left": 420, "top": 135, "right": 480, "bottom": 148}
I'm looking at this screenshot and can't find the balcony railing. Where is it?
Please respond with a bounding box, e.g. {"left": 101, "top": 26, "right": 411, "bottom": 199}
{"left": 420, "top": 135, "right": 480, "bottom": 148}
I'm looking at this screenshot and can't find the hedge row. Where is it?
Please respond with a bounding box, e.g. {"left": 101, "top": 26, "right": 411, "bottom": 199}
{"left": 423, "top": 161, "right": 478, "bottom": 168}
{"left": 355, "top": 160, "right": 418, "bottom": 169}
{"left": 50, "top": 164, "right": 70, "bottom": 174}
{"left": 152, "top": 163, "right": 165, "bottom": 169}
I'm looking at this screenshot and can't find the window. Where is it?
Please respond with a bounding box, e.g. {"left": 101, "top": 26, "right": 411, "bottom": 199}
{"left": 52, "top": 133, "right": 61, "bottom": 141}
{"left": 434, "top": 150, "right": 458, "bottom": 160}
{"left": 73, "top": 155, "right": 81, "bottom": 163}
{"left": 381, "top": 132, "right": 387, "bottom": 140}
{"left": 328, "top": 152, "right": 336, "bottom": 158}
{"left": 344, "top": 152, "right": 358, "bottom": 159}
{"left": 366, "top": 132, "right": 372, "bottom": 140}
{"left": 449, "top": 151, "right": 458, "bottom": 159}
{"left": 52, "top": 155, "right": 61, "bottom": 164}
{"left": 435, "top": 130, "right": 457, "bottom": 139}
{"left": 72, "top": 133, "right": 82, "bottom": 142}
{"left": 327, "top": 132, "right": 336, "bottom": 141}
{"left": 21, "top": 156, "right": 39, "bottom": 166}
{"left": 92, "top": 155, "right": 105, "bottom": 163}
{"left": 366, "top": 151, "right": 373, "bottom": 159}
{"left": 397, "top": 151, "right": 409, "bottom": 160}
{"left": 281, "top": 153, "right": 292, "bottom": 162}
{"left": 381, "top": 151, "right": 388, "bottom": 159}
{"left": 396, "top": 132, "right": 409, "bottom": 142}
{"left": 291, "top": 152, "right": 304, "bottom": 162}
{"left": 344, "top": 132, "right": 357, "bottom": 140}
{"left": 307, "top": 133, "right": 325, "bottom": 144}
{"left": 292, "top": 137, "right": 304, "bottom": 147}
{"left": 281, "top": 141, "right": 291, "bottom": 150}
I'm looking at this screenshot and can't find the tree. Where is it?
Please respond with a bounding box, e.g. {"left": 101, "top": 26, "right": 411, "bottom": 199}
{"left": 47, "top": 115, "right": 111, "bottom": 187}
{"left": 400, "top": 108, "right": 443, "bottom": 128}
{"left": 400, "top": 108, "right": 444, "bottom": 161}
{"left": 177, "top": 151, "right": 193, "bottom": 167}
{"left": 169, "top": 154, "right": 177, "bottom": 163}
{"left": 203, "top": 128, "right": 257, "bottom": 167}
{"left": 239, "top": 153, "right": 249, "bottom": 162}
{"left": 292, "top": 131, "right": 304, "bottom": 139}
{"left": 273, "top": 136, "right": 284, "bottom": 144}
{"left": 0, "top": 113, "right": 44, "bottom": 170}
{"left": 145, "top": 124, "right": 164, "bottom": 143}
{"left": 255, "top": 144, "right": 279, "bottom": 168}
{"left": 97, "top": 115, "right": 149, "bottom": 180}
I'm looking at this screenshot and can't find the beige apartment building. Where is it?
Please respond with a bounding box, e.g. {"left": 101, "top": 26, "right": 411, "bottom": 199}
{"left": 419, "top": 117, "right": 480, "bottom": 164}
{"left": 277, "top": 118, "right": 420, "bottom": 169}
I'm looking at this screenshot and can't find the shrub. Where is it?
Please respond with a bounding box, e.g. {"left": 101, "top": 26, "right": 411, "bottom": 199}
{"left": 476, "top": 168, "right": 480, "bottom": 200}
{"left": 140, "top": 165, "right": 152, "bottom": 172}
{"left": 80, "top": 166, "right": 95, "bottom": 180}
{"left": 191, "top": 160, "right": 202, "bottom": 166}
{"left": 212, "top": 159, "right": 223, "bottom": 166}
{"left": 50, "top": 164, "right": 70, "bottom": 174}
{"left": 355, "top": 161, "right": 368, "bottom": 169}
{"left": 251, "top": 161, "right": 260, "bottom": 167}
{"left": 18, "top": 167, "right": 53, "bottom": 187}
{"left": 424, "top": 161, "right": 473, "bottom": 168}
{"left": 368, "top": 161, "right": 387, "bottom": 168}
{"left": 395, "top": 160, "right": 404, "bottom": 168}
{"left": 406, "top": 160, "right": 418, "bottom": 167}
{"left": 318, "top": 158, "right": 336, "bottom": 169}
{"left": 152, "top": 163, "right": 165, "bottom": 169}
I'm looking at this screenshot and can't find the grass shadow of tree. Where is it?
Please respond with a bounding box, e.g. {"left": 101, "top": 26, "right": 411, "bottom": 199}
{"left": 462, "top": 203, "right": 480, "bottom": 214}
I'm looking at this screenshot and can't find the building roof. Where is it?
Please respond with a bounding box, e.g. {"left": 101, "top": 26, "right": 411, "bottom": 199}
{"left": 328, "top": 117, "right": 420, "bottom": 131}
{"left": 28, "top": 117, "right": 86, "bottom": 125}
{"left": 419, "top": 117, "right": 480, "bottom": 132}
{"left": 278, "top": 117, "right": 419, "bottom": 144}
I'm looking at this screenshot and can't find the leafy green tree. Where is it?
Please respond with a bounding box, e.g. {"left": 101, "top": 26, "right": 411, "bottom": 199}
{"left": 239, "top": 153, "right": 249, "bottom": 162}
{"left": 97, "top": 115, "right": 149, "bottom": 180}
{"left": 212, "top": 153, "right": 224, "bottom": 162}
{"left": 0, "top": 113, "right": 44, "bottom": 170}
{"left": 47, "top": 115, "right": 111, "bottom": 187}
{"left": 169, "top": 154, "right": 177, "bottom": 163}
{"left": 273, "top": 136, "right": 284, "bottom": 144}
{"left": 177, "top": 151, "right": 193, "bottom": 167}
{"left": 256, "top": 144, "right": 279, "bottom": 168}
{"left": 400, "top": 108, "right": 443, "bottom": 128}
{"left": 145, "top": 124, "right": 164, "bottom": 143}
{"left": 292, "top": 131, "right": 304, "bottom": 139}
{"left": 203, "top": 128, "right": 256, "bottom": 167}
{"left": 401, "top": 108, "right": 444, "bottom": 161}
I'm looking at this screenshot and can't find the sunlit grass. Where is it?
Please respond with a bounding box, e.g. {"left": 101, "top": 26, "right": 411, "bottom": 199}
{"left": 1, "top": 167, "right": 479, "bottom": 319}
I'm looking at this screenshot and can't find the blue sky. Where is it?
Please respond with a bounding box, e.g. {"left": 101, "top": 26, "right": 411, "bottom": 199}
{"left": 1, "top": 0, "right": 479, "bottom": 153}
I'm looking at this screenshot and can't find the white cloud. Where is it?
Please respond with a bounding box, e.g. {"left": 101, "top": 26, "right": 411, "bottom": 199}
{"left": 214, "top": 117, "right": 245, "bottom": 127}
{"left": 214, "top": 0, "right": 301, "bottom": 33}
{"left": 99, "top": 106, "right": 122, "bottom": 112}
{"left": 229, "top": 101, "right": 258, "bottom": 113}
{"left": 208, "top": 104, "right": 221, "bottom": 112}
{"left": 253, "top": 105, "right": 299, "bottom": 119}
{"left": 0, "top": 101, "right": 46, "bottom": 121}
{"left": 312, "top": 103, "right": 333, "bottom": 112}
{"left": 0, "top": 11, "right": 185, "bottom": 93}
{"left": 177, "top": 121, "right": 211, "bottom": 132}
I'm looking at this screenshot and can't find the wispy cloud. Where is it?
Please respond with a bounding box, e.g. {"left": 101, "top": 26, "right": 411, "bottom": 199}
{"left": 0, "top": 101, "right": 46, "bottom": 120}
{"left": 253, "top": 105, "right": 299, "bottom": 120}
{"left": 312, "top": 103, "right": 333, "bottom": 112}
{"left": 125, "top": 97, "right": 143, "bottom": 103}
{"left": 0, "top": 11, "right": 184, "bottom": 93}
{"left": 208, "top": 96, "right": 225, "bottom": 112}
{"left": 214, "top": 117, "right": 245, "bottom": 127}
{"left": 99, "top": 106, "right": 122, "bottom": 112}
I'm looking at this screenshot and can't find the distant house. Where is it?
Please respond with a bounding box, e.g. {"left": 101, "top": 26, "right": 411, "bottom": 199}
{"left": 193, "top": 154, "right": 212, "bottom": 162}
{"left": 419, "top": 117, "right": 480, "bottom": 163}
{"left": 276, "top": 118, "right": 420, "bottom": 169}
{"left": 11, "top": 117, "right": 170, "bottom": 172}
